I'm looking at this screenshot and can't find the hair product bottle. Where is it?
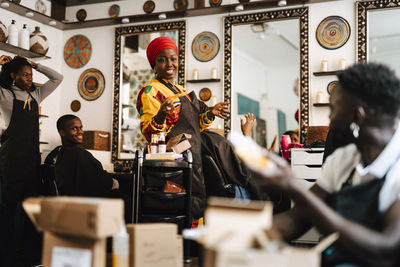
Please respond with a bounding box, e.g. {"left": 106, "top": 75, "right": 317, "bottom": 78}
{"left": 8, "top": 20, "right": 18, "bottom": 46}
{"left": 19, "top": 24, "right": 29, "bottom": 50}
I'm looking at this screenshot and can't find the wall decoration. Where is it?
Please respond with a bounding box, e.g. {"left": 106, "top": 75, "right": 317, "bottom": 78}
{"left": 35, "top": 0, "right": 47, "bottom": 14}
{"left": 139, "top": 33, "right": 151, "bottom": 49}
{"left": 70, "top": 100, "right": 81, "bottom": 112}
{"left": 30, "top": 26, "right": 49, "bottom": 55}
{"left": 174, "top": 0, "right": 188, "bottom": 10}
{"left": 76, "top": 9, "right": 87, "bottom": 22}
{"left": 192, "top": 31, "right": 220, "bottom": 62}
{"left": 327, "top": 80, "right": 339, "bottom": 95}
{"left": 0, "top": 21, "right": 8, "bottom": 42}
{"left": 78, "top": 68, "right": 105, "bottom": 101}
{"left": 143, "top": 0, "right": 155, "bottom": 14}
{"left": 108, "top": 4, "right": 120, "bottom": 18}
{"left": 199, "top": 87, "right": 212, "bottom": 101}
{"left": 209, "top": 0, "right": 222, "bottom": 7}
{"left": 316, "top": 16, "right": 350, "bottom": 50}
{"left": 64, "top": 35, "right": 92, "bottom": 69}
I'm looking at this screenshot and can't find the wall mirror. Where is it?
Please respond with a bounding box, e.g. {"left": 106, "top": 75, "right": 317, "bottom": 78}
{"left": 357, "top": 0, "right": 400, "bottom": 76}
{"left": 112, "top": 21, "right": 186, "bottom": 167}
{"left": 224, "top": 7, "right": 309, "bottom": 147}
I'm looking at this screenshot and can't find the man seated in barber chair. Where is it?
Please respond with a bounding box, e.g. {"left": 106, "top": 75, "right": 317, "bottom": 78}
{"left": 45, "top": 115, "right": 130, "bottom": 220}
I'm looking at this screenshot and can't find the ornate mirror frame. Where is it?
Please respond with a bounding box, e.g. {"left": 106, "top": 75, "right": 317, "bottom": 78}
{"left": 112, "top": 21, "right": 186, "bottom": 168}
{"left": 223, "top": 7, "right": 309, "bottom": 143}
{"left": 356, "top": 0, "right": 400, "bottom": 63}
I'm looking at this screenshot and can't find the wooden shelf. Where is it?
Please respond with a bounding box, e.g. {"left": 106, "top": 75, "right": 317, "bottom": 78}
{"left": 313, "top": 71, "right": 339, "bottom": 76}
{"left": 122, "top": 104, "right": 134, "bottom": 109}
{"left": 313, "top": 103, "right": 329, "bottom": 107}
{"left": 186, "top": 78, "right": 220, "bottom": 83}
{"left": 121, "top": 128, "right": 133, "bottom": 131}
{"left": 39, "top": 114, "right": 49, "bottom": 118}
{"left": 0, "top": 42, "right": 50, "bottom": 59}
{"left": 39, "top": 141, "right": 49, "bottom": 144}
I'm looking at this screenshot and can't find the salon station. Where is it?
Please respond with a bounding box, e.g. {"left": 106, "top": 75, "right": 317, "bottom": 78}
{"left": 0, "top": 0, "right": 400, "bottom": 266}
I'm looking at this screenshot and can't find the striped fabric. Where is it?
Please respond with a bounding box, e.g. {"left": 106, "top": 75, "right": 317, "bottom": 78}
{"left": 136, "top": 79, "right": 214, "bottom": 142}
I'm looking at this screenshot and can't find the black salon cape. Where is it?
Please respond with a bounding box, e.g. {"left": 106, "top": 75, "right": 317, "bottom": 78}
{"left": 55, "top": 146, "right": 113, "bottom": 197}
{"left": 200, "top": 130, "right": 263, "bottom": 200}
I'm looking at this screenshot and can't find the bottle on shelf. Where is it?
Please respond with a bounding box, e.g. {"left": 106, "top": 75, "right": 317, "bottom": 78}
{"left": 158, "top": 132, "right": 166, "bottom": 153}
{"left": 8, "top": 20, "right": 18, "bottom": 46}
{"left": 19, "top": 24, "right": 29, "bottom": 50}
{"left": 112, "top": 220, "right": 129, "bottom": 267}
{"left": 150, "top": 133, "right": 158, "bottom": 154}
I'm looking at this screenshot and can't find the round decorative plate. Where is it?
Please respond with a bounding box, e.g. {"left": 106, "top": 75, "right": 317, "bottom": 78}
{"left": 76, "top": 9, "right": 87, "bottom": 22}
{"left": 316, "top": 16, "right": 350, "bottom": 50}
{"left": 143, "top": 0, "right": 155, "bottom": 13}
{"left": 35, "top": 0, "right": 47, "bottom": 14}
{"left": 174, "top": 0, "right": 188, "bottom": 10}
{"left": 209, "top": 0, "right": 222, "bottom": 7}
{"left": 108, "top": 4, "right": 120, "bottom": 18}
{"left": 192, "top": 31, "right": 220, "bottom": 62}
{"left": 199, "top": 88, "right": 212, "bottom": 101}
{"left": 64, "top": 35, "right": 92, "bottom": 69}
{"left": 78, "top": 68, "right": 105, "bottom": 101}
{"left": 70, "top": 100, "right": 81, "bottom": 112}
{"left": 327, "top": 80, "right": 339, "bottom": 95}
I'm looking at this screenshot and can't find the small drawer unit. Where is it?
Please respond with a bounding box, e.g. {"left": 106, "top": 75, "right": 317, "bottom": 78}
{"left": 291, "top": 148, "right": 324, "bottom": 180}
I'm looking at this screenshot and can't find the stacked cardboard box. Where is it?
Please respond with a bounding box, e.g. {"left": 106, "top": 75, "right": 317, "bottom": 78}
{"left": 23, "top": 197, "right": 124, "bottom": 267}
{"left": 201, "top": 198, "right": 338, "bottom": 267}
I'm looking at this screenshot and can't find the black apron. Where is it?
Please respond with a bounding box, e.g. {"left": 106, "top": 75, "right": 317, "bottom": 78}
{"left": 0, "top": 88, "right": 41, "bottom": 202}
{"left": 157, "top": 79, "right": 206, "bottom": 218}
{"left": 322, "top": 167, "right": 389, "bottom": 266}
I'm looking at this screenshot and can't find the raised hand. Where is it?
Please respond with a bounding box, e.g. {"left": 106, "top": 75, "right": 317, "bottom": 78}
{"left": 0, "top": 55, "right": 12, "bottom": 65}
{"left": 211, "top": 101, "right": 230, "bottom": 119}
{"left": 240, "top": 113, "right": 256, "bottom": 136}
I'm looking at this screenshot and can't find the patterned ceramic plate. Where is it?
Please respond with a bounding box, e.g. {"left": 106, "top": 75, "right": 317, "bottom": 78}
{"left": 174, "top": 0, "right": 188, "bottom": 10}
{"left": 327, "top": 80, "right": 339, "bottom": 95}
{"left": 78, "top": 68, "right": 105, "bottom": 101}
{"left": 199, "top": 88, "right": 212, "bottom": 101}
{"left": 316, "top": 16, "right": 350, "bottom": 50}
{"left": 70, "top": 100, "right": 81, "bottom": 112}
{"left": 35, "top": 0, "right": 47, "bottom": 14}
{"left": 143, "top": 0, "right": 155, "bottom": 13}
{"left": 108, "top": 4, "right": 120, "bottom": 18}
{"left": 209, "top": 0, "right": 222, "bottom": 7}
{"left": 76, "top": 9, "right": 87, "bottom": 22}
{"left": 64, "top": 35, "right": 92, "bottom": 69}
{"left": 192, "top": 31, "right": 220, "bottom": 62}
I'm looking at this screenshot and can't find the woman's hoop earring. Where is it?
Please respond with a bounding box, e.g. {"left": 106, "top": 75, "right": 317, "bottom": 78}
{"left": 350, "top": 122, "right": 360, "bottom": 138}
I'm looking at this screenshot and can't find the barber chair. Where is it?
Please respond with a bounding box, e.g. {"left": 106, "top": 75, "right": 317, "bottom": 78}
{"left": 202, "top": 155, "right": 235, "bottom": 198}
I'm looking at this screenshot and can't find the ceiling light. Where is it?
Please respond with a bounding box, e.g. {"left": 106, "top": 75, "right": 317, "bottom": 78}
{"left": 0, "top": 1, "right": 9, "bottom": 8}
{"left": 121, "top": 18, "right": 130, "bottom": 24}
{"left": 235, "top": 4, "right": 244, "bottom": 12}
{"left": 278, "top": 0, "right": 287, "bottom": 6}
{"left": 158, "top": 13, "right": 167, "bottom": 20}
{"left": 25, "top": 11, "right": 34, "bottom": 17}
{"left": 49, "top": 20, "right": 57, "bottom": 26}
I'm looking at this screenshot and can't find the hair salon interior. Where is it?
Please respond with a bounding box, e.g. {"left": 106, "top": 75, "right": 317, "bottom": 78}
{"left": 1, "top": 0, "right": 400, "bottom": 266}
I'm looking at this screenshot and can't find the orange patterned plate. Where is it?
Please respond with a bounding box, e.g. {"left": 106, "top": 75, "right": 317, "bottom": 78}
{"left": 64, "top": 35, "right": 92, "bottom": 69}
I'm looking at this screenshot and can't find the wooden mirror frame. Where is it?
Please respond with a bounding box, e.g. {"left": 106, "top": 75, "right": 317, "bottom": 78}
{"left": 356, "top": 0, "right": 400, "bottom": 63}
{"left": 112, "top": 21, "right": 186, "bottom": 168}
{"left": 223, "top": 7, "right": 309, "bottom": 143}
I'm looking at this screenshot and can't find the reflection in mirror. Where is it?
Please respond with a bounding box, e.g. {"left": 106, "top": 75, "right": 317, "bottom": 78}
{"left": 357, "top": 0, "right": 400, "bottom": 77}
{"left": 224, "top": 8, "right": 309, "bottom": 145}
{"left": 112, "top": 21, "right": 186, "bottom": 167}
{"left": 232, "top": 20, "right": 299, "bottom": 149}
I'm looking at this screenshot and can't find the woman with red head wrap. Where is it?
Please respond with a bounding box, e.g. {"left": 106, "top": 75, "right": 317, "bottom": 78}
{"left": 136, "top": 37, "right": 229, "bottom": 218}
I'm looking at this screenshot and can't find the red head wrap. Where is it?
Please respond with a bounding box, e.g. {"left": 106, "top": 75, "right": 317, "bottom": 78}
{"left": 146, "top": 37, "right": 179, "bottom": 69}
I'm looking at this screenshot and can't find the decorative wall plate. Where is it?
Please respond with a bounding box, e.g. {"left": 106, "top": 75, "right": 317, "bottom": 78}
{"left": 209, "top": 0, "right": 222, "bottom": 7}
{"left": 76, "top": 9, "right": 87, "bottom": 22}
{"left": 174, "top": 0, "right": 188, "bottom": 10}
{"left": 78, "top": 68, "right": 105, "bottom": 101}
{"left": 316, "top": 16, "right": 350, "bottom": 50}
{"left": 64, "top": 35, "right": 92, "bottom": 69}
{"left": 199, "top": 88, "right": 212, "bottom": 101}
{"left": 143, "top": 0, "right": 155, "bottom": 13}
{"left": 35, "top": 0, "right": 47, "bottom": 14}
{"left": 108, "top": 4, "right": 120, "bottom": 18}
{"left": 192, "top": 31, "right": 220, "bottom": 62}
{"left": 70, "top": 100, "right": 81, "bottom": 112}
{"left": 327, "top": 80, "right": 339, "bottom": 95}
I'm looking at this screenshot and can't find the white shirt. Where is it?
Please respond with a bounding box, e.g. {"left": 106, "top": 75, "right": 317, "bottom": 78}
{"left": 318, "top": 124, "right": 400, "bottom": 213}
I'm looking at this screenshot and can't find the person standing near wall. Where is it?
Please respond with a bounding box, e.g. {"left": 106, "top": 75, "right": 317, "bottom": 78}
{"left": 0, "top": 55, "right": 63, "bottom": 266}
